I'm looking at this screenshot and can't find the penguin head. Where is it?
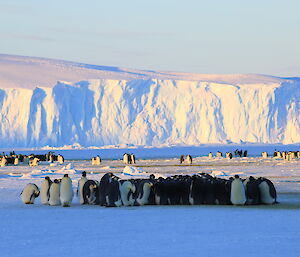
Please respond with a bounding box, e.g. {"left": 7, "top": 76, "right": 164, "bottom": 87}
{"left": 82, "top": 171, "right": 87, "bottom": 177}
{"left": 249, "top": 176, "right": 255, "bottom": 181}
{"left": 234, "top": 175, "right": 240, "bottom": 179}
{"left": 63, "top": 174, "right": 68, "bottom": 177}
{"left": 54, "top": 179, "right": 60, "bottom": 183}
{"left": 45, "top": 176, "right": 50, "bottom": 181}
{"left": 149, "top": 174, "right": 155, "bottom": 180}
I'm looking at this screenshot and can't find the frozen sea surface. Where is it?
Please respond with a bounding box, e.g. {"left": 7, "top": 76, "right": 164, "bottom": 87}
{"left": 0, "top": 154, "right": 299, "bottom": 257}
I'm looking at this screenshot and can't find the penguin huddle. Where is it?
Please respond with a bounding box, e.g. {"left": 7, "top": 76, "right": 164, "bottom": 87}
{"left": 96, "top": 172, "right": 277, "bottom": 207}
{"left": 20, "top": 172, "right": 278, "bottom": 207}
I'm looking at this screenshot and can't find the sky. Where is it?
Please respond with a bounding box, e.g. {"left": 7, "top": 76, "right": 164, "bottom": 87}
{"left": 0, "top": 0, "right": 300, "bottom": 76}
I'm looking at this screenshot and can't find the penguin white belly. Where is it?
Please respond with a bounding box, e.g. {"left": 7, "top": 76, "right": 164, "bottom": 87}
{"left": 230, "top": 180, "right": 246, "bottom": 205}
{"left": 41, "top": 180, "right": 50, "bottom": 205}
{"left": 21, "top": 184, "right": 39, "bottom": 204}
{"left": 189, "top": 183, "right": 194, "bottom": 205}
{"left": 49, "top": 183, "right": 61, "bottom": 206}
{"left": 136, "top": 183, "right": 151, "bottom": 206}
{"left": 120, "top": 181, "right": 134, "bottom": 206}
{"left": 259, "top": 181, "right": 275, "bottom": 204}
{"left": 78, "top": 178, "right": 88, "bottom": 204}
{"left": 60, "top": 178, "right": 73, "bottom": 207}
{"left": 123, "top": 155, "right": 129, "bottom": 164}
{"left": 155, "top": 195, "right": 160, "bottom": 205}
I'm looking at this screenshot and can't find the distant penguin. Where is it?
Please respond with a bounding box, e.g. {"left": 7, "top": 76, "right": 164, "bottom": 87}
{"left": 77, "top": 171, "right": 88, "bottom": 204}
{"left": 186, "top": 155, "right": 192, "bottom": 164}
{"left": 123, "top": 153, "right": 129, "bottom": 164}
{"left": 49, "top": 179, "right": 61, "bottom": 206}
{"left": 21, "top": 183, "right": 40, "bottom": 204}
{"left": 82, "top": 180, "right": 99, "bottom": 205}
{"left": 60, "top": 174, "right": 73, "bottom": 207}
{"left": 262, "top": 152, "right": 268, "bottom": 158}
{"left": 58, "top": 154, "right": 64, "bottom": 164}
{"left": 131, "top": 154, "right": 136, "bottom": 164}
{"left": 41, "top": 176, "right": 52, "bottom": 205}
{"left": 226, "top": 152, "right": 233, "bottom": 159}
{"left": 216, "top": 151, "right": 223, "bottom": 158}
{"left": 258, "top": 177, "right": 277, "bottom": 204}
{"left": 14, "top": 157, "right": 19, "bottom": 165}
{"left": 208, "top": 152, "right": 213, "bottom": 159}
{"left": 230, "top": 175, "right": 246, "bottom": 205}
{"left": 180, "top": 155, "right": 185, "bottom": 164}
{"left": 95, "top": 155, "right": 101, "bottom": 165}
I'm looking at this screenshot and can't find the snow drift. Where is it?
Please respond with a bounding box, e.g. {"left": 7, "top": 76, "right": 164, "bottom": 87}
{"left": 0, "top": 54, "right": 299, "bottom": 147}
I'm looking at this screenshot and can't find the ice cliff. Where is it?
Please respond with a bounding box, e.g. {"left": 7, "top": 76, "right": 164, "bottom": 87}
{"left": 0, "top": 54, "right": 299, "bottom": 147}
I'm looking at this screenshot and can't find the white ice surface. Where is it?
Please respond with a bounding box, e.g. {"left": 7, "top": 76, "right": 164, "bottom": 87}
{"left": 0, "top": 156, "right": 300, "bottom": 257}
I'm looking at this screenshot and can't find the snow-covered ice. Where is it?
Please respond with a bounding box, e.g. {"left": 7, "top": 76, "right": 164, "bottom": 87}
{"left": 0, "top": 153, "right": 299, "bottom": 257}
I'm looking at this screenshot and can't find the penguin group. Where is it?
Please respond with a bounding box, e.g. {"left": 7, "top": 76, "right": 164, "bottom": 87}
{"left": 0, "top": 151, "right": 64, "bottom": 167}
{"left": 21, "top": 174, "right": 73, "bottom": 207}
{"left": 20, "top": 172, "right": 278, "bottom": 207}
{"left": 179, "top": 155, "right": 193, "bottom": 164}
{"left": 208, "top": 150, "right": 248, "bottom": 159}
{"left": 123, "top": 153, "right": 136, "bottom": 164}
{"left": 273, "top": 150, "right": 300, "bottom": 161}
{"left": 98, "top": 173, "right": 277, "bottom": 207}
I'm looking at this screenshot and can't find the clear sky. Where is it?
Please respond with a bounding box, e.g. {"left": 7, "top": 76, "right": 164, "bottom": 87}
{"left": 1, "top": 0, "right": 300, "bottom": 76}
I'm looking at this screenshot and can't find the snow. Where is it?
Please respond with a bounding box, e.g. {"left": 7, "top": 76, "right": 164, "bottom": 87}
{"left": 0, "top": 152, "right": 300, "bottom": 257}
{"left": 0, "top": 54, "right": 299, "bottom": 147}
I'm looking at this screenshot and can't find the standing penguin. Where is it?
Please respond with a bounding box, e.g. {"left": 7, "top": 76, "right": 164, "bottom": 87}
{"left": 123, "top": 153, "right": 131, "bottom": 164}
{"left": 135, "top": 180, "right": 155, "bottom": 206}
{"left": 244, "top": 176, "right": 260, "bottom": 205}
{"left": 82, "top": 180, "right": 99, "bottom": 205}
{"left": 60, "top": 174, "right": 73, "bottom": 207}
{"left": 230, "top": 175, "right": 246, "bottom": 205}
{"left": 258, "top": 177, "right": 277, "bottom": 204}
{"left": 180, "top": 155, "right": 185, "bottom": 164}
{"left": 119, "top": 180, "right": 136, "bottom": 206}
{"left": 186, "top": 155, "right": 192, "bottom": 164}
{"left": 57, "top": 154, "right": 64, "bottom": 164}
{"left": 49, "top": 179, "right": 61, "bottom": 206}
{"left": 21, "top": 183, "right": 40, "bottom": 204}
{"left": 41, "top": 176, "right": 52, "bottom": 205}
{"left": 77, "top": 171, "right": 88, "bottom": 204}
{"left": 131, "top": 154, "right": 136, "bottom": 164}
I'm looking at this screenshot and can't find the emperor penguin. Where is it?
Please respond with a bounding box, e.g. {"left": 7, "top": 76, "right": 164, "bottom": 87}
{"left": 49, "top": 179, "right": 61, "bottom": 206}
{"left": 119, "top": 180, "right": 136, "bottom": 206}
{"left": 186, "top": 155, "right": 192, "bottom": 164}
{"left": 41, "top": 176, "right": 53, "bottom": 205}
{"left": 21, "top": 183, "right": 40, "bottom": 204}
{"left": 244, "top": 176, "right": 260, "bottom": 205}
{"left": 258, "top": 177, "right": 277, "bottom": 204}
{"left": 131, "top": 154, "right": 136, "bottom": 164}
{"left": 58, "top": 154, "right": 64, "bottom": 164}
{"left": 14, "top": 157, "right": 19, "bottom": 165}
{"left": 230, "top": 175, "right": 246, "bottom": 205}
{"left": 123, "top": 153, "right": 131, "bottom": 164}
{"left": 82, "top": 180, "right": 99, "bottom": 205}
{"left": 60, "top": 174, "right": 73, "bottom": 207}
{"left": 77, "top": 171, "right": 88, "bottom": 204}
{"left": 135, "top": 180, "right": 154, "bottom": 206}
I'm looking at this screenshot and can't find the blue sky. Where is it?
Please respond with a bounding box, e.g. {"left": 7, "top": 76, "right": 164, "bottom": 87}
{"left": 1, "top": 0, "right": 300, "bottom": 76}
